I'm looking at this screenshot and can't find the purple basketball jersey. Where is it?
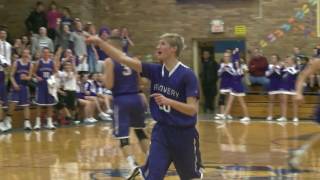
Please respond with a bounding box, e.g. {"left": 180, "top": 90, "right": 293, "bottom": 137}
{"left": 37, "top": 59, "right": 54, "bottom": 80}
{"left": 15, "top": 60, "right": 31, "bottom": 85}
{"left": 141, "top": 62, "right": 200, "bottom": 127}
{"left": 111, "top": 59, "right": 139, "bottom": 96}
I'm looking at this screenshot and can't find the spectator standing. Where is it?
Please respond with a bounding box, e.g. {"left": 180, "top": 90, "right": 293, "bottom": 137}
{"left": 46, "top": 1, "right": 62, "bottom": 40}
{"left": 21, "top": 35, "right": 31, "bottom": 51}
{"left": 248, "top": 48, "right": 269, "bottom": 89}
{"left": 72, "top": 18, "right": 88, "bottom": 72}
{"left": 96, "top": 27, "right": 110, "bottom": 72}
{"left": 85, "top": 22, "right": 98, "bottom": 73}
{"left": 60, "top": 7, "right": 73, "bottom": 30}
{"left": 200, "top": 50, "right": 218, "bottom": 113}
{"left": 31, "top": 27, "right": 54, "bottom": 55}
{"left": 25, "top": 1, "right": 47, "bottom": 35}
{"left": 55, "top": 21, "right": 74, "bottom": 50}
{"left": 121, "top": 27, "right": 134, "bottom": 53}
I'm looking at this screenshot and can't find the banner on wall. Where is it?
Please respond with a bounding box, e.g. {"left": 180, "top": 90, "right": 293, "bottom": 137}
{"left": 259, "top": 0, "right": 318, "bottom": 49}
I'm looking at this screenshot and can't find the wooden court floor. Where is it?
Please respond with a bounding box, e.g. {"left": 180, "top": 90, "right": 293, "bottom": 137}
{"left": 0, "top": 119, "right": 320, "bottom": 180}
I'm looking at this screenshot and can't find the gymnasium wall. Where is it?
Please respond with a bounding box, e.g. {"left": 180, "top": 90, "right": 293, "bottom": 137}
{"left": 0, "top": 0, "right": 319, "bottom": 66}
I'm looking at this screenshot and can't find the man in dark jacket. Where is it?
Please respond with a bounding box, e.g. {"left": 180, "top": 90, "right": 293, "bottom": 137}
{"left": 25, "top": 2, "right": 47, "bottom": 34}
{"left": 200, "top": 50, "right": 219, "bottom": 113}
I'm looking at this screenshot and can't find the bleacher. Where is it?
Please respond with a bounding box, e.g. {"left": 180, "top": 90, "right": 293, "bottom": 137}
{"left": 231, "top": 86, "right": 319, "bottom": 120}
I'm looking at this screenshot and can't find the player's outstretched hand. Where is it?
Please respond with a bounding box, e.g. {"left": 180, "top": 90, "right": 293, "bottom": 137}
{"left": 84, "top": 33, "right": 101, "bottom": 45}
{"left": 150, "top": 93, "right": 171, "bottom": 106}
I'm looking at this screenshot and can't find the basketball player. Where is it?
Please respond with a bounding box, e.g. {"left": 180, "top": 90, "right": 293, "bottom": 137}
{"left": 86, "top": 33, "right": 203, "bottom": 180}
{"left": 288, "top": 57, "right": 320, "bottom": 170}
{"left": 103, "top": 36, "right": 149, "bottom": 178}
{"left": 33, "top": 47, "right": 57, "bottom": 130}
{"left": 4, "top": 49, "right": 33, "bottom": 130}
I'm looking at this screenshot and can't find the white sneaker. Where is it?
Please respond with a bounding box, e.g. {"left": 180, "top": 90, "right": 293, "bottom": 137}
{"left": 214, "top": 114, "right": 226, "bottom": 120}
{"left": 99, "top": 112, "right": 111, "bottom": 121}
{"left": 226, "top": 115, "right": 233, "bottom": 120}
{"left": 276, "top": 117, "right": 287, "bottom": 122}
{"left": 4, "top": 117, "right": 12, "bottom": 131}
{"left": 46, "top": 118, "right": 56, "bottom": 130}
{"left": 34, "top": 118, "right": 41, "bottom": 130}
{"left": 266, "top": 116, "right": 273, "bottom": 121}
{"left": 214, "top": 114, "right": 223, "bottom": 119}
{"left": 24, "top": 120, "right": 32, "bottom": 131}
{"left": 0, "top": 122, "right": 9, "bottom": 132}
{"left": 240, "top": 117, "right": 251, "bottom": 122}
{"left": 126, "top": 156, "right": 140, "bottom": 179}
{"left": 106, "top": 109, "right": 113, "bottom": 114}
{"left": 293, "top": 117, "right": 299, "bottom": 122}
{"left": 288, "top": 149, "right": 305, "bottom": 170}
{"left": 84, "top": 118, "right": 98, "bottom": 123}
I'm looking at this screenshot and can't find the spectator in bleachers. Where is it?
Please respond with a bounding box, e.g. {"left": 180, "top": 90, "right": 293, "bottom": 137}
{"left": 12, "top": 38, "right": 23, "bottom": 60}
{"left": 293, "top": 47, "right": 305, "bottom": 64}
{"left": 31, "top": 27, "right": 54, "bottom": 55}
{"left": 248, "top": 48, "right": 269, "bottom": 89}
{"left": 46, "top": 1, "right": 62, "bottom": 40}
{"left": 60, "top": 7, "right": 73, "bottom": 30}
{"left": 111, "top": 28, "right": 121, "bottom": 37}
{"left": 25, "top": 1, "right": 47, "bottom": 35}
{"left": 85, "top": 22, "right": 98, "bottom": 73}
{"left": 72, "top": 18, "right": 88, "bottom": 72}
{"left": 121, "top": 27, "right": 134, "bottom": 53}
{"left": 21, "top": 35, "right": 31, "bottom": 51}
{"left": 0, "top": 30, "right": 11, "bottom": 65}
{"left": 200, "top": 50, "right": 218, "bottom": 114}
{"left": 55, "top": 20, "right": 74, "bottom": 50}
{"left": 96, "top": 27, "right": 110, "bottom": 72}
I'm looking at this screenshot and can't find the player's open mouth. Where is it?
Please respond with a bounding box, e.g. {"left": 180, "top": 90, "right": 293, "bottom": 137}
{"left": 157, "top": 51, "right": 162, "bottom": 55}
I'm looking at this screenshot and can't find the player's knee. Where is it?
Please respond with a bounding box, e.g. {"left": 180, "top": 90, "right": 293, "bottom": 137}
{"left": 120, "top": 138, "right": 130, "bottom": 148}
{"left": 134, "top": 129, "right": 148, "bottom": 141}
{"left": 218, "top": 94, "right": 225, "bottom": 106}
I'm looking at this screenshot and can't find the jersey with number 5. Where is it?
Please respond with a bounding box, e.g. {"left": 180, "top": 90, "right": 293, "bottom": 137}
{"left": 112, "top": 59, "right": 139, "bottom": 96}
{"left": 141, "top": 62, "right": 200, "bottom": 127}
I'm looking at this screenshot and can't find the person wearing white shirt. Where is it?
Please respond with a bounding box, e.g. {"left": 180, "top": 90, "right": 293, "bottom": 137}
{"left": 55, "top": 61, "right": 77, "bottom": 123}
{"left": 0, "top": 30, "right": 11, "bottom": 132}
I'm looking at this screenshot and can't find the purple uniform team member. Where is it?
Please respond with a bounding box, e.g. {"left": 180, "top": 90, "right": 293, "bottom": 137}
{"left": 219, "top": 61, "right": 250, "bottom": 123}
{"left": 277, "top": 56, "right": 299, "bottom": 122}
{"left": 87, "top": 33, "right": 203, "bottom": 180}
{"left": 215, "top": 52, "right": 234, "bottom": 120}
{"left": 265, "top": 54, "right": 282, "bottom": 121}
{"left": 33, "top": 47, "right": 57, "bottom": 130}
{"left": 103, "top": 37, "right": 149, "bottom": 179}
{"left": 289, "top": 57, "right": 320, "bottom": 170}
{"left": 5, "top": 49, "right": 33, "bottom": 131}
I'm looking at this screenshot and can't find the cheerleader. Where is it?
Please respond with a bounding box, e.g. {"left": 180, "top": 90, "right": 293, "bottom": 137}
{"left": 223, "top": 61, "right": 250, "bottom": 123}
{"left": 277, "top": 56, "right": 299, "bottom": 122}
{"left": 214, "top": 52, "right": 234, "bottom": 120}
{"left": 265, "top": 54, "right": 282, "bottom": 121}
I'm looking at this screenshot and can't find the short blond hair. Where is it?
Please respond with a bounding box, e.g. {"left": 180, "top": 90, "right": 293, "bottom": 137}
{"left": 160, "top": 33, "right": 185, "bottom": 57}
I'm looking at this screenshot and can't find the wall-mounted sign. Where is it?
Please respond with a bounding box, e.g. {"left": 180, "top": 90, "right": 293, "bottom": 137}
{"left": 210, "top": 20, "right": 224, "bottom": 33}
{"left": 234, "top": 25, "right": 247, "bottom": 36}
